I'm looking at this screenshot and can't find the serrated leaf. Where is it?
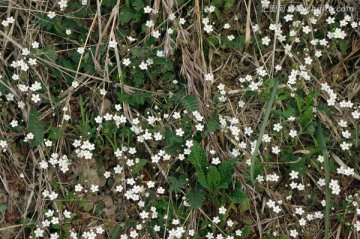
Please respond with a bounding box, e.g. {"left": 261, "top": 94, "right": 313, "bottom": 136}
{"left": 181, "top": 95, "right": 198, "bottom": 113}
{"left": 211, "top": 0, "right": 223, "bottom": 7}
{"left": 281, "top": 107, "right": 295, "bottom": 118}
{"left": 48, "top": 127, "right": 64, "bottom": 140}
{"left": 168, "top": 175, "right": 187, "bottom": 193}
{"left": 28, "top": 109, "right": 44, "bottom": 147}
{"left": 301, "top": 107, "right": 313, "bottom": 127}
{"left": 119, "top": 7, "right": 133, "bottom": 24}
{"left": 229, "top": 183, "right": 250, "bottom": 212}
{"left": 132, "top": 0, "right": 144, "bottom": 11}
{"left": 188, "top": 143, "right": 208, "bottom": 175}
{"left": 207, "top": 166, "right": 221, "bottom": 190}
{"left": 295, "top": 95, "right": 304, "bottom": 112}
{"left": 207, "top": 118, "right": 220, "bottom": 132}
{"left": 306, "top": 91, "right": 318, "bottom": 106}
{"left": 195, "top": 171, "right": 209, "bottom": 189}
{"left": 219, "top": 158, "right": 237, "bottom": 185}
{"left": 187, "top": 187, "right": 205, "bottom": 210}
{"left": 109, "top": 224, "right": 123, "bottom": 239}
{"left": 224, "top": 0, "right": 235, "bottom": 9}
{"left": 131, "top": 159, "right": 147, "bottom": 174}
{"left": 36, "top": 46, "right": 57, "bottom": 63}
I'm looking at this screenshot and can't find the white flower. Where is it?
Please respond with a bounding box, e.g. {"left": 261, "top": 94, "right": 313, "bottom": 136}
{"left": 77, "top": 47, "right": 85, "bottom": 54}
{"left": 219, "top": 206, "right": 226, "bottom": 214}
{"left": 34, "top": 227, "right": 44, "bottom": 238}
{"left": 144, "top": 6, "right": 152, "bottom": 13}
{"left": 109, "top": 39, "right": 117, "bottom": 48}
{"left": 238, "top": 100, "right": 245, "bottom": 108}
{"left": 262, "top": 36, "right": 271, "bottom": 45}
{"left": 176, "top": 128, "right": 184, "bottom": 137}
{"left": 104, "top": 171, "right": 111, "bottom": 178}
{"left": 289, "top": 129, "right": 297, "bottom": 138}
{"left": 145, "top": 20, "right": 154, "bottom": 28}
{"left": 139, "top": 61, "right": 148, "bottom": 70}
{"left": 227, "top": 35, "right": 235, "bottom": 41}
{"left": 168, "top": 13, "right": 176, "bottom": 21}
{"left": 10, "top": 120, "right": 18, "bottom": 127}
{"left": 290, "top": 229, "right": 298, "bottom": 238}
{"left": 204, "top": 73, "right": 214, "bottom": 81}
{"left": 304, "top": 56, "right": 313, "bottom": 65}
{"left": 179, "top": 18, "right": 186, "bottom": 25}
{"left": 96, "top": 227, "right": 104, "bottom": 234}
{"left": 31, "top": 94, "right": 41, "bottom": 103}
{"left": 204, "top": 24, "right": 213, "bottom": 33}
{"left": 122, "top": 58, "right": 131, "bottom": 66}
{"left": 157, "top": 187, "right": 165, "bottom": 194}
{"left": 352, "top": 110, "right": 360, "bottom": 119}
{"left": 151, "top": 30, "right": 161, "bottom": 38}
{"left": 211, "top": 157, "right": 221, "bottom": 165}
{"left": 273, "top": 123, "right": 282, "bottom": 132}
{"left": 47, "top": 11, "right": 56, "bottom": 19}
{"left": 302, "top": 25, "right": 311, "bottom": 34}
{"left": 272, "top": 146, "right": 280, "bottom": 155}
{"left": 90, "top": 184, "right": 99, "bottom": 193}
{"left": 289, "top": 170, "right": 299, "bottom": 179}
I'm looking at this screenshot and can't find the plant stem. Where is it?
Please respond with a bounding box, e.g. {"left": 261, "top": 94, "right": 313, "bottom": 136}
{"left": 317, "top": 118, "right": 331, "bottom": 239}
{"left": 250, "top": 79, "right": 279, "bottom": 182}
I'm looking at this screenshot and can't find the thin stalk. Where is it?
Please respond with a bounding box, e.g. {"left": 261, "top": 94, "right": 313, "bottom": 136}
{"left": 317, "top": 118, "right": 331, "bottom": 239}
{"left": 250, "top": 79, "right": 279, "bottom": 182}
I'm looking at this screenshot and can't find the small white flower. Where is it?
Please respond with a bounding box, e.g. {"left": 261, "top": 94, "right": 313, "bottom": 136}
{"left": 109, "top": 39, "right": 117, "bottom": 48}
{"left": 262, "top": 36, "right": 271, "bottom": 45}
{"left": 77, "top": 47, "right": 85, "bottom": 54}
{"left": 219, "top": 205, "right": 227, "bottom": 214}
{"left": 47, "top": 11, "right": 56, "bottom": 19}
{"left": 144, "top": 6, "right": 152, "bottom": 13}
{"left": 204, "top": 73, "right": 214, "bottom": 82}
{"left": 139, "top": 61, "right": 148, "bottom": 70}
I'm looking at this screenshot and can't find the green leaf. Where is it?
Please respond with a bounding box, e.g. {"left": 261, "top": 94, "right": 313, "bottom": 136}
{"left": 281, "top": 107, "right": 295, "bottom": 118}
{"left": 119, "top": 7, "right": 133, "bottom": 24}
{"left": 168, "top": 175, "right": 187, "bottom": 193}
{"left": 188, "top": 142, "right": 208, "bottom": 175}
{"left": 195, "top": 171, "right": 209, "bottom": 189}
{"left": 224, "top": 0, "right": 235, "bottom": 9}
{"left": 207, "top": 166, "right": 221, "bottom": 190}
{"left": 0, "top": 205, "right": 7, "bottom": 213}
{"left": 295, "top": 95, "right": 304, "bottom": 112}
{"left": 181, "top": 95, "right": 198, "bottom": 113}
{"left": 35, "top": 46, "right": 58, "bottom": 63}
{"left": 28, "top": 109, "right": 45, "bottom": 147}
{"left": 301, "top": 107, "right": 313, "bottom": 127}
{"left": 207, "top": 118, "right": 220, "bottom": 132}
{"left": 211, "top": 0, "right": 223, "bottom": 7}
{"left": 289, "top": 157, "right": 306, "bottom": 175}
{"left": 219, "top": 158, "right": 237, "bottom": 185}
{"left": 229, "top": 183, "right": 250, "bottom": 212}
{"left": 132, "top": 0, "right": 144, "bottom": 11}
{"left": 306, "top": 91, "right": 318, "bottom": 106}
{"left": 187, "top": 187, "right": 205, "bottom": 210}
{"left": 131, "top": 159, "right": 147, "bottom": 174}
{"left": 110, "top": 224, "right": 123, "bottom": 239}
{"left": 48, "top": 127, "right": 64, "bottom": 140}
